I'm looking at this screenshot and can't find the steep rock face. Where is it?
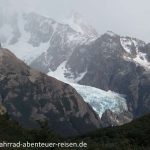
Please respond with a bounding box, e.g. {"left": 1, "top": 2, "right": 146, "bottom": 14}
{"left": 141, "top": 43, "right": 150, "bottom": 61}
{"left": 137, "top": 72, "right": 150, "bottom": 115}
{"left": 101, "top": 109, "right": 133, "bottom": 127}
{"left": 67, "top": 33, "right": 126, "bottom": 89}
{"left": 0, "top": 48, "right": 101, "bottom": 137}
{"left": 66, "top": 32, "right": 150, "bottom": 117}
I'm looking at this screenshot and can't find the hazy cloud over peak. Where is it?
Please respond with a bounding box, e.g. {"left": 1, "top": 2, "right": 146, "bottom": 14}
{"left": 0, "top": 0, "right": 150, "bottom": 42}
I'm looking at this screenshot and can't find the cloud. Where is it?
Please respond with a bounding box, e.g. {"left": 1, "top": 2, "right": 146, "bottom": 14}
{"left": 0, "top": 0, "right": 150, "bottom": 42}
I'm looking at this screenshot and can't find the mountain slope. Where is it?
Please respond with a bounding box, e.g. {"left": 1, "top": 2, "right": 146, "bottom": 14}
{"left": 0, "top": 11, "right": 132, "bottom": 127}
{"left": 47, "top": 63, "right": 131, "bottom": 126}
{"left": 0, "top": 11, "right": 97, "bottom": 71}
{"left": 0, "top": 47, "right": 101, "bottom": 137}
{"left": 1, "top": 10, "right": 150, "bottom": 125}
{"left": 66, "top": 32, "right": 150, "bottom": 117}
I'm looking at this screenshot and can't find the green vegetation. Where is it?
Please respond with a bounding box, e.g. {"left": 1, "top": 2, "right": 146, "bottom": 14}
{"left": 77, "top": 114, "right": 150, "bottom": 150}
{"left": 0, "top": 114, "right": 62, "bottom": 150}
{"left": 0, "top": 114, "right": 150, "bottom": 150}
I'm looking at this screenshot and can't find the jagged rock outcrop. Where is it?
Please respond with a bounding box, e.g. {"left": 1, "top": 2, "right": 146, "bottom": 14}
{"left": 0, "top": 47, "right": 101, "bottom": 137}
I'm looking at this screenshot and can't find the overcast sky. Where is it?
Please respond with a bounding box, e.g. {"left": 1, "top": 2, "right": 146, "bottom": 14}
{"left": 1, "top": 0, "right": 150, "bottom": 42}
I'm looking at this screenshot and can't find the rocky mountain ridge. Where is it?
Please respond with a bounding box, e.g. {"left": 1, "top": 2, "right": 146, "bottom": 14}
{"left": 0, "top": 47, "right": 101, "bottom": 137}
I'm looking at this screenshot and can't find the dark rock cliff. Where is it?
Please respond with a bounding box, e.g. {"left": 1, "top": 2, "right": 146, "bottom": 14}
{"left": 0, "top": 48, "right": 101, "bottom": 137}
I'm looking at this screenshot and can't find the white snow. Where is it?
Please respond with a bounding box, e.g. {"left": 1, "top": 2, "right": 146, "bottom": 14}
{"left": 74, "top": 70, "right": 87, "bottom": 83}
{"left": 121, "top": 37, "right": 150, "bottom": 70}
{"left": 48, "top": 61, "right": 68, "bottom": 82}
{"left": 132, "top": 39, "right": 150, "bottom": 69}
{"left": 67, "top": 33, "right": 96, "bottom": 46}
{"left": 4, "top": 14, "right": 50, "bottom": 64}
{"left": 48, "top": 60, "right": 128, "bottom": 117}
{"left": 48, "top": 61, "right": 87, "bottom": 83}
{"left": 120, "top": 37, "right": 132, "bottom": 54}
{"left": 133, "top": 52, "right": 150, "bottom": 69}
{"left": 7, "top": 38, "right": 50, "bottom": 64}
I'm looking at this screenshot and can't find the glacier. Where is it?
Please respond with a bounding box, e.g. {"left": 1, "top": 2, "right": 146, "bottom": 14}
{"left": 71, "top": 84, "right": 128, "bottom": 117}
{"left": 48, "top": 61, "right": 128, "bottom": 117}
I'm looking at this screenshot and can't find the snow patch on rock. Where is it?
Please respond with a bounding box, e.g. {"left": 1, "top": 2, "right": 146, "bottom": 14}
{"left": 121, "top": 37, "right": 150, "bottom": 70}
{"left": 120, "top": 37, "right": 133, "bottom": 54}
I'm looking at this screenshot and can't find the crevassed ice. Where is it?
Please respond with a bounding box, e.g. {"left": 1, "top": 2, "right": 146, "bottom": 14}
{"left": 71, "top": 83, "right": 128, "bottom": 117}
{"left": 48, "top": 61, "right": 128, "bottom": 117}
